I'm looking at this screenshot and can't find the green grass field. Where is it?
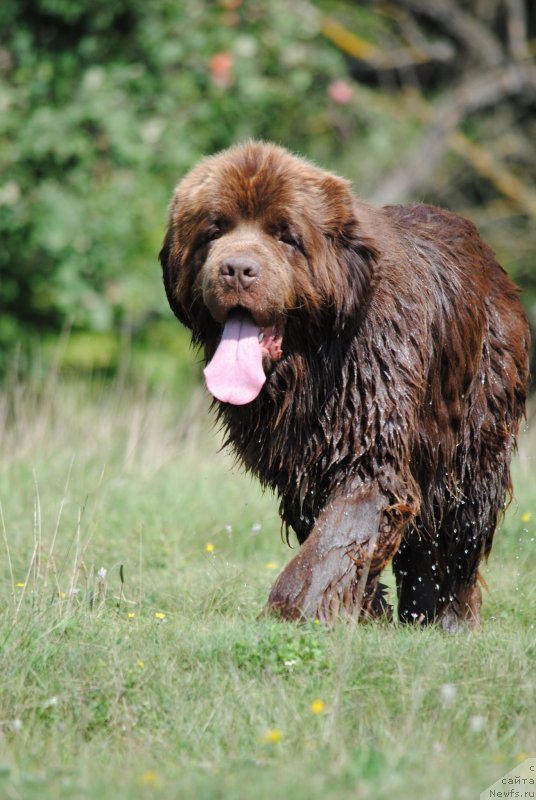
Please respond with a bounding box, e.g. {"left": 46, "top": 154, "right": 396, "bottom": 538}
{"left": 1, "top": 374, "right": 535, "bottom": 800}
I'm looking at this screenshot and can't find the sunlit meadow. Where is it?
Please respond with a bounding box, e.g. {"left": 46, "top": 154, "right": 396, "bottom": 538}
{"left": 0, "top": 370, "right": 534, "bottom": 800}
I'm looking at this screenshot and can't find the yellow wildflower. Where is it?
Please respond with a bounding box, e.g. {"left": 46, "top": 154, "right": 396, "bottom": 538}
{"left": 310, "top": 699, "right": 326, "bottom": 714}
{"left": 128, "top": 612, "right": 136, "bottom": 619}
{"left": 262, "top": 728, "right": 283, "bottom": 744}
{"left": 137, "top": 659, "right": 145, "bottom": 669}
{"left": 521, "top": 512, "right": 531, "bottom": 524}
{"left": 15, "top": 582, "right": 25, "bottom": 588}
{"left": 265, "top": 562, "right": 279, "bottom": 570}
{"left": 154, "top": 611, "right": 166, "bottom": 620}
{"left": 205, "top": 543, "right": 215, "bottom": 553}
{"left": 138, "top": 770, "right": 161, "bottom": 787}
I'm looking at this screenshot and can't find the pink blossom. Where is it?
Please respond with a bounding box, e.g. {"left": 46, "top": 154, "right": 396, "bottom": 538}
{"left": 209, "top": 52, "right": 234, "bottom": 89}
{"left": 328, "top": 80, "right": 353, "bottom": 105}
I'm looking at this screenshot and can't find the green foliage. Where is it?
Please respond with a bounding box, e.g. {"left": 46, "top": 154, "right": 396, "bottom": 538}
{"left": 0, "top": 0, "right": 359, "bottom": 372}
{"left": 233, "top": 622, "right": 330, "bottom": 673}
{"left": 3, "top": 0, "right": 534, "bottom": 381}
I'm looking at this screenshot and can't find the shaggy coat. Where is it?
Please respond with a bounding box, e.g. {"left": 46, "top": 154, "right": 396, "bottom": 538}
{"left": 160, "top": 141, "right": 529, "bottom": 627}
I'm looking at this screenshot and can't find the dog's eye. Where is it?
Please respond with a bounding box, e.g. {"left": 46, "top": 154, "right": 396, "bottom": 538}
{"left": 206, "top": 224, "right": 222, "bottom": 242}
{"left": 197, "top": 222, "right": 223, "bottom": 248}
{"left": 278, "top": 231, "right": 302, "bottom": 251}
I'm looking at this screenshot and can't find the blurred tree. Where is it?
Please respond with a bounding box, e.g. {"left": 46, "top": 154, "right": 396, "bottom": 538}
{"left": 0, "top": 0, "right": 352, "bottom": 373}
{"left": 322, "top": 0, "right": 536, "bottom": 336}
{"left": 0, "top": 0, "right": 534, "bottom": 378}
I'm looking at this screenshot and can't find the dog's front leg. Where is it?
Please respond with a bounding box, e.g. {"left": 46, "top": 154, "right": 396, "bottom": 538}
{"left": 267, "top": 483, "right": 408, "bottom": 623}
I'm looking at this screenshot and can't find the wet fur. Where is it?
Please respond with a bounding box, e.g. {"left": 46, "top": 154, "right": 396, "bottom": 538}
{"left": 161, "top": 141, "right": 530, "bottom": 626}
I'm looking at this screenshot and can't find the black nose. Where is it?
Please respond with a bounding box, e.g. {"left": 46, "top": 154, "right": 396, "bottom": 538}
{"left": 220, "top": 257, "right": 260, "bottom": 290}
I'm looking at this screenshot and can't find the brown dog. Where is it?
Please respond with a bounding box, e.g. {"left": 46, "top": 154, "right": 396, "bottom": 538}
{"left": 160, "top": 141, "right": 529, "bottom": 628}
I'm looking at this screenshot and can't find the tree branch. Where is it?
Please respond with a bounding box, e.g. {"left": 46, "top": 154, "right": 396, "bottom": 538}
{"left": 504, "top": 0, "right": 530, "bottom": 61}
{"left": 370, "top": 63, "right": 536, "bottom": 205}
{"left": 387, "top": 0, "right": 504, "bottom": 66}
{"left": 448, "top": 131, "right": 536, "bottom": 221}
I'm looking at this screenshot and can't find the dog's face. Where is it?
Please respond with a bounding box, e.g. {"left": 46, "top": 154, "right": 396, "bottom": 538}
{"left": 160, "top": 142, "right": 380, "bottom": 403}
{"left": 160, "top": 142, "right": 378, "bottom": 405}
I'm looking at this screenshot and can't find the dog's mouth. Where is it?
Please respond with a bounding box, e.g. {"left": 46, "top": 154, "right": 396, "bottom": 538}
{"left": 204, "top": 310, "right": 284, "bottom": 405}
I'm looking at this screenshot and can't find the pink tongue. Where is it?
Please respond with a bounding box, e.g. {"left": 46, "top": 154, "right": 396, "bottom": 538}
{"left": 204, "top": 315, "right": 266, "bottom": 405}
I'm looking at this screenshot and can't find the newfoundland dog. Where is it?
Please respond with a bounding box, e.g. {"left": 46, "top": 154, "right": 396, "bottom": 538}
{"left": 160, "top": 141, "right": 529, "bottom": 628}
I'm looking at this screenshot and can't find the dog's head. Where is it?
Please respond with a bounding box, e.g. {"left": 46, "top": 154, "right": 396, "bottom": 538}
{"left": 160, "top": 141, "right": 380, "bottom": 404}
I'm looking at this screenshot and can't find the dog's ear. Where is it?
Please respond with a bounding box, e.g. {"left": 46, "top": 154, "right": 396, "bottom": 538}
{"left": 160, "top": 218, "right": 220, "bottom": 348}
{"left": 314, "top": 174, "right": 381, "bottom": 330}
{"left": 159, "top": 223, "right": 194, "bottom": 330}
{"left": 336, "top": 203, "right": 380, "bottom": 320}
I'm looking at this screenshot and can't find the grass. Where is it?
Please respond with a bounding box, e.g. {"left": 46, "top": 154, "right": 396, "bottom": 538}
{"left": 0, "top": 372, "right": 535, "bottom": 800}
